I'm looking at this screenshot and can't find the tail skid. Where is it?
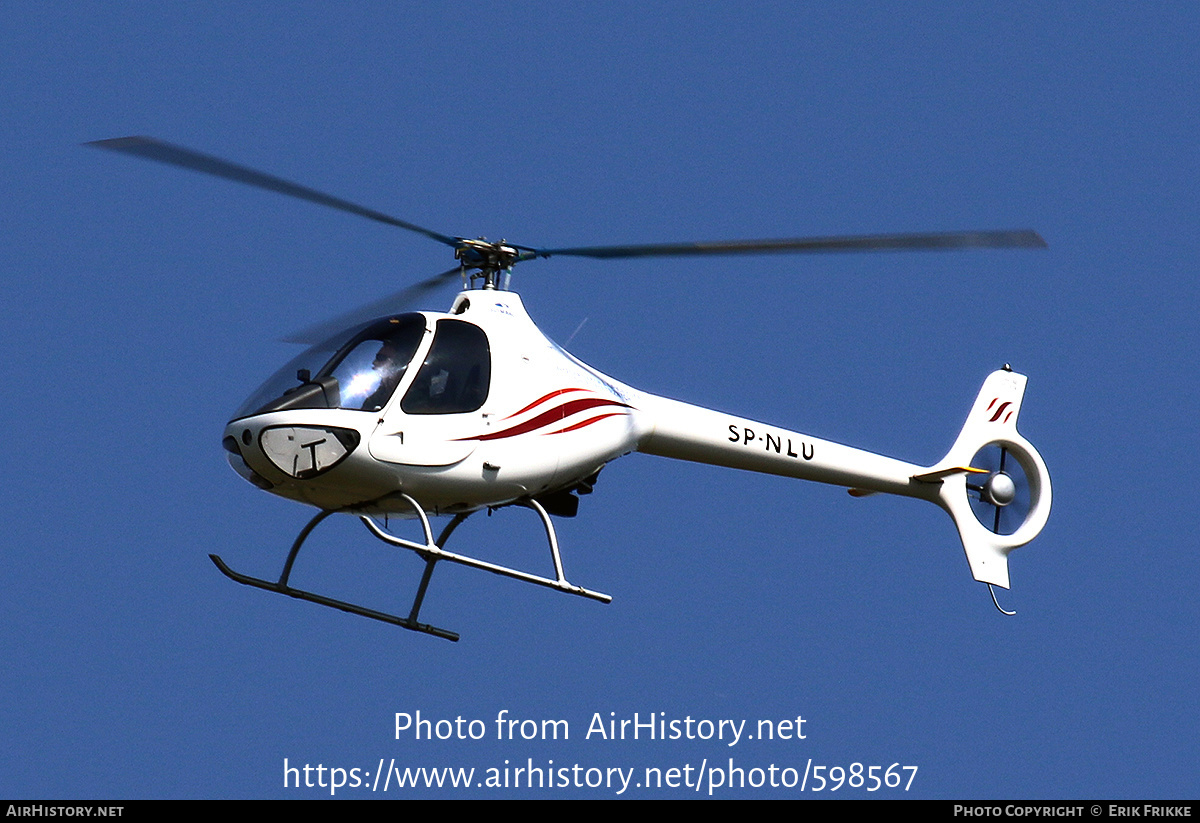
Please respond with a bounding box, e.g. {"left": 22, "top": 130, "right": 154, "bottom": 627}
{"left": 914, "top": 367, "right": 1052, "bottom": 593}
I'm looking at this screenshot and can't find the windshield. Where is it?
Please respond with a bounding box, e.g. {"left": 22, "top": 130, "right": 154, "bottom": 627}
{"left": 231, "top": 314, "right": 428, "bottom": 420}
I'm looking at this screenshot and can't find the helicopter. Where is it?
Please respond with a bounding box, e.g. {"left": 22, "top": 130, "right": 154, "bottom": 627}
{"left": 89, "top": 136, "right": 1052, "bottom": 641}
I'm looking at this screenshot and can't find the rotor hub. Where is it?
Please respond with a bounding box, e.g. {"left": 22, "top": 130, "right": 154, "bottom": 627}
{"left": 982, "top": 471, "right": 1016, "bottom": 507}
{"left": 454, "top": 238, "right": 521, "bottom": 288}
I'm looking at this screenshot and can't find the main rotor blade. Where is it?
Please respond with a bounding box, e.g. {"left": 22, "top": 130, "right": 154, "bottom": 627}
{"left": 522, "top": 229, "right": 1047, "bottom": 261}
{"left": 87, "top": 136, "right": 460, "bottom": 248}
{"left": 281, "top": 266, "right": 463, "bottom": 344}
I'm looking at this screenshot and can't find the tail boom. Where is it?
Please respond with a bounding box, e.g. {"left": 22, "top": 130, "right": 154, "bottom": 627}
{"left": 634, "top": 394, "right": 933, "bottom": 498}
{"left": 632, "top": 366, "right": 1051, "bottom": 593}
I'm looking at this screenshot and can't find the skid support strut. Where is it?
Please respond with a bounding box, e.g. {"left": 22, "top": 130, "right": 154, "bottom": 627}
{"left": 210, "top": 494, "right": 609, "bottom": 641}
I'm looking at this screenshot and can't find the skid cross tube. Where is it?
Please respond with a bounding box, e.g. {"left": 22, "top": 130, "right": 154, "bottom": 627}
{"left": 360, "top": 497, "right": 612, "bottom": 604}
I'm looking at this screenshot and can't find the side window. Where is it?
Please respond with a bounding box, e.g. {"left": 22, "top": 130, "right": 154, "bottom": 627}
{"left": 401, "top": 319, "right": 491, "bottom": 414}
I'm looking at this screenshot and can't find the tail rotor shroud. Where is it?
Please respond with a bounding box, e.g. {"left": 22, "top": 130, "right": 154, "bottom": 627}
{"left": 917, "top": 368, "right": 1052, "bottom": 592}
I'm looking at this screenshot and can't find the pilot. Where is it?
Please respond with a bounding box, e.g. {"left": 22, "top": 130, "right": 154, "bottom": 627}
{"left": 361, "top": 338, "right": 407, "bottom": 411}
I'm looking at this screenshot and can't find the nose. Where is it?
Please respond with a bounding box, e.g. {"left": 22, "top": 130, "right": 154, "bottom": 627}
{"left": 225, "top": 422, "right": 362, "bottom": 483}
{"left": 223, "top": 432, "right": 273, "bottom": 490}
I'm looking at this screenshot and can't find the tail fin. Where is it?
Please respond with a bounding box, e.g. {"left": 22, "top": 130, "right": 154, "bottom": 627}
{"left": 913, "top": 368, "right": 1052, "bottom": 589}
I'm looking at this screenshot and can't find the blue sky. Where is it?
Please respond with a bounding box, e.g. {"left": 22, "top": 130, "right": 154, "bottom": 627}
{"left": 2, "top": 2, "right": 1197, "bottom": 798}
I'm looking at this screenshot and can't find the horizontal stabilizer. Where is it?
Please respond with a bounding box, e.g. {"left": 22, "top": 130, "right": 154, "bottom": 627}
{"left": 911, "top": 465, "right": 988, "bottom": 483}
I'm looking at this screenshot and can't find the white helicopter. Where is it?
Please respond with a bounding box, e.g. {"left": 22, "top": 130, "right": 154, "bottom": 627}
{"left": 91, "top": 137, "right": 1052, "bottom": 641}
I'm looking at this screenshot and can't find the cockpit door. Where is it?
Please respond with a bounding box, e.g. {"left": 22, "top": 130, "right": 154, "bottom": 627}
{"left": 368, "top": 318, "right": 491, "bottom": 467}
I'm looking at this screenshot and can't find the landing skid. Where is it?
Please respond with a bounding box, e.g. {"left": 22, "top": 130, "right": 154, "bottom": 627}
{"left": 209, "top": 494, "right": 610, "bottom": 641}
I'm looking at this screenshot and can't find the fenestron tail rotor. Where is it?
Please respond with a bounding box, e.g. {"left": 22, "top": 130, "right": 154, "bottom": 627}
{"left": 967, "top": 443, "right": 1033, "bottom": 536}
{"left": 915, "top": 369, "right": 1051, "bottom": 607}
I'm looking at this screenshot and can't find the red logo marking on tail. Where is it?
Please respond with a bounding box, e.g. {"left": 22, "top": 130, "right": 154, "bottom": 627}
{"left": 988, "top": 401, "right": 1012, "bottom": 423}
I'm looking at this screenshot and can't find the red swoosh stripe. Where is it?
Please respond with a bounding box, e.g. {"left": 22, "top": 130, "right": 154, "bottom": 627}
{"left": 460, "top": 397, "right": 631, "bottom": 441}
{"left": 544, "top": 412, "right": 627, "bottom": 435}
{"left": 505, "top": 387, "right": 589, "bottom": 419}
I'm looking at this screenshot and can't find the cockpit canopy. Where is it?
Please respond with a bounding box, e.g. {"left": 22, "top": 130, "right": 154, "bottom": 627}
{"left": 232, "top": 313, "right": 490, "bottom": 421}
